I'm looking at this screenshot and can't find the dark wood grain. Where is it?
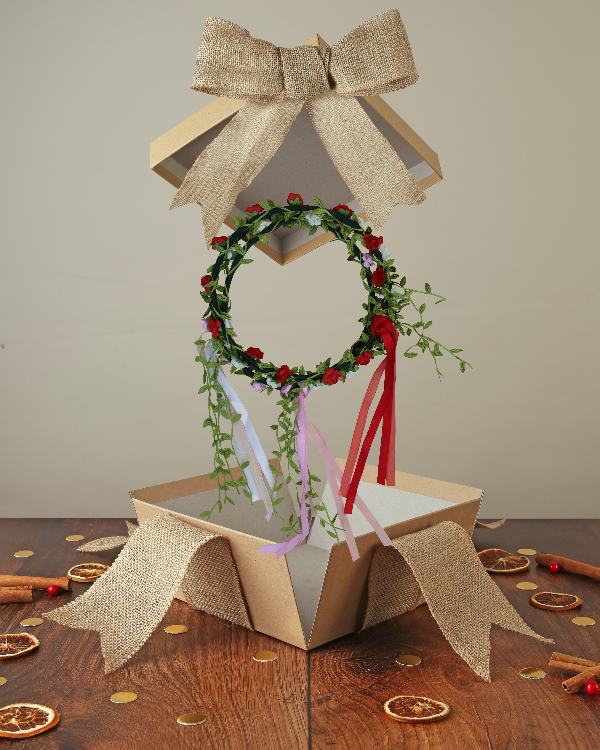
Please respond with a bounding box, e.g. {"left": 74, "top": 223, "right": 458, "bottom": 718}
{"left": 0, "top": 519, "right": 308, "bottom": 750}
{"left": 310, "top": 519, "right": 600, "bottom": 750}
{"left": 1, "top": 520, "right": 599, "bottom": 749}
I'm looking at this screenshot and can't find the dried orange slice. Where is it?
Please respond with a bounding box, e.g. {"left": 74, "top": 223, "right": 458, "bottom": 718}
{"left": 384, "top": 695, "right": 450, "bottom": 723}
{"left": 530, "top": 591, "right": 583, "bottom": 611}
{"left": 0, "top": 703, "right": 59, "bottom": 738}
{"left": 0, "top": 633, "right": 40, "bottom": 660}
{"left": 67, "top": 562, "right": 109, "bottom": 582}
{"left": 478, "top": 548, "right": 530, "bottom": 573}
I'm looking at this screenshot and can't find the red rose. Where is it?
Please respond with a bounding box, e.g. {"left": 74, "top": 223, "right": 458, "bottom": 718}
{"left": 332, "top": 204, "right": 353, "bottom": 217}
{"left": 356, "top": 352, "right": 374, "bottom": 366}
{"left": 364, "top": 233, "right": 383, "bottom": 251}
{"left": 208, "top": 318, "right": 221, "bottom": 338}
{"left": 287, "top": 193, "right": 303, "bottom": 205}
{"left": 246, "top": 347, "right": 264, "bottom": 359}
{"left": 211, "top": 236, "right": 228, "bottom": 249}
{"left": 276, "top": 365, "right": 293, "bottom": 384}
{"left": 371, "top": 267, "right": 386, "bottom": 287}
{"left": 322, "top": 367, "right": 342, "bottom": 385}
{"left": 201, "top": 274, "right": 212, "bottom": 291}
{"left": 246, "top": 204, "right": 263, "bottom": 214}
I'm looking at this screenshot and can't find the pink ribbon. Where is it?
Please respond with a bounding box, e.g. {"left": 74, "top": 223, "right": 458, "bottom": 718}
{"left": 261, "top": 389, "right": 391, "bottom": 559}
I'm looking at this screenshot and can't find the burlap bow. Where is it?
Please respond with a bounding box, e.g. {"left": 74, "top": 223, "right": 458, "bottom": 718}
{"left": 171, "top": 10, "right": 426, "bottom": 247}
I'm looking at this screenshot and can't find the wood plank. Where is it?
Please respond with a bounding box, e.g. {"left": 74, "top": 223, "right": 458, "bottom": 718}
{"left": 309, "top": 519, "right": 600, "bottom": 749}
{"left": 0, "top": 519, "right": 308, "bottom": 749}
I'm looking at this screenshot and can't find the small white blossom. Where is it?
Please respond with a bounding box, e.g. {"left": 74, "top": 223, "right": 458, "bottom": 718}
{"left": 266, "top": 377, "right": 278, "bottom": 387}
{"left": 309, "top": 383, "right": 322, "bottom": 390}
{"left": 379, "top": 244, "right": 391, "bottom": 260}
{"left": 231, "top": 357, "right": 245, "bottom": 369}
{"left": 224, "top": 319, "right": 233, "bottom": 329}
{"left": 257, "top": 220, "right": 270, "bottom": 233}
{"left": 306, "top": 212, "right": 322, "bottom": 227}
{"left": 346, "top": 368, "right": 359, "bottom": 378}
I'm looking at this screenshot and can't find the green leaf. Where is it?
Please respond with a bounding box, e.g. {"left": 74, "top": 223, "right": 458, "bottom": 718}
{"left": 240, "top": 461, "right": 250, "bottom": 470}
{"left": 404, "top": 351, "right": 418, "bottom": 358}
{"left": 423, "top": 321, "right": 432, "bottom": 329}
{"left": 326, "top": 531, "right": 337, "bottom": 538}
{"left": 400, "top": 276, "right": 407, "bottom": 287}
{"left": 460, "top": 361, "right": 466, "bottom": 373}
{"left": 320, "top": 519, "right": 326, "bottom": 527}
{"left": 425, "top": 282, "right": 431, "bottom": 293}
{"left": 418, "top": 304, "right": 426, "bottom": 314}
{"left": 240, "top": 258, "right": 254, "bottom": 264}
{"left": 450, "top": 349, "right": 463, "bottom": 354}
{"left": 273, "top": 497, "right": 284, "bottom": 506}
{"left": 313, "top": 505, "right": 325, "bottom": 512}
{"left": 243, "top": 489, "right": 252, "bottom": 499}
{"left": 199, "top": 510, "right": 211, "bottom": 518}
{"left": 232, "top": 413, "right": 242, "bottom": 423}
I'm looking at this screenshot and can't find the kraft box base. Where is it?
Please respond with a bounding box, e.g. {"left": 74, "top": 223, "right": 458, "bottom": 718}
{"left": 130, "top": 461, "right": 482, "bottom": 650}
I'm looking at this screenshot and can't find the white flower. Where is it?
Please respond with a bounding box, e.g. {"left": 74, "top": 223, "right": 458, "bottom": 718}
{"left": 309, "top": 382, "right": 322, "bottom": 390}
{"left": 257, "top": 220, "right": 270, "bottom": 233}
{"left": 379, "top": 244, "right": 391, "bottom": 260}
{"left": 306, "top": 212, "right": 322, "bottom": 227}
{"left": 358, "top": 217, "right": 368, "bottom": 229}
{"left": 227, "top": 250, "right": 234, "bottom": 260}
{"left": 266, "top": 377, "right": 278, "bottom": 387}
{"left": 224, "top": 319, "right": 233, "bottom": 329}
{"left": 346, "top": 368, "right": 359, "bottom": 378}
{"left": 231, "top": 357, "right": 245, "bottom": 369}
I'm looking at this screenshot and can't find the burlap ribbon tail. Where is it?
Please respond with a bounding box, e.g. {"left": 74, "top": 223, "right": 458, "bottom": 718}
{"left": 362, "top": 521, "right": 551, "bottom": 681}
{"left": 171, "top": 10, "right": 426, "bottom": 246}
{"left": 45, "top": 515, "right": 252, "bottom": 673}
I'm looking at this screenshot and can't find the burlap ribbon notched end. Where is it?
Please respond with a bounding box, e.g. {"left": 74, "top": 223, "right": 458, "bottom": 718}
{"left": 362, "top": 521, "right": 551, "bottom": 682}
{"left": 44, "top": 515, "right": 252, "bottom": 674}
{"left": 170, "top": 10, "right": 426, "bottom": 248}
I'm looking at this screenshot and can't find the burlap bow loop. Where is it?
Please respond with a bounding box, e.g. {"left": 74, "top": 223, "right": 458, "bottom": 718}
{"left": 172, "top": 10, "right": 426, "bottom": 247}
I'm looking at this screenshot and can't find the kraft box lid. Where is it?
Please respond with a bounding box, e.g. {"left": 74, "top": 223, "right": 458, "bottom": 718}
{"left": 150, "top": 33, "right": 442, "bottom": 266}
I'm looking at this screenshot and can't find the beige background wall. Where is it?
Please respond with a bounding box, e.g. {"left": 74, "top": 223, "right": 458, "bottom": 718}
{"left": 1, "top": 0, "right": 598, "bottom": 518}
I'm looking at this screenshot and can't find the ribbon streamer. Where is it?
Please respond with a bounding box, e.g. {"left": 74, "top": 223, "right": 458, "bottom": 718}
{"left": 171, "top": 10, "right": 425, "bottom": 246}
{"left": 341, "top": 315, "right": 398, "bottom": 513}
{"left": 203, "top": 341, "right": 275, "bottom": 519}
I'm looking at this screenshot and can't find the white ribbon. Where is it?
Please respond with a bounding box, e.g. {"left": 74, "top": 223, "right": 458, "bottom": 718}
{"left": 201, "top": 339, "right": 275, "bottom": 519}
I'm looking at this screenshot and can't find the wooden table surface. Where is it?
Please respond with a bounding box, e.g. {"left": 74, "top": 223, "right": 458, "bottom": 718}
{"left": 1, "top": 518, "right": 599, "bottom": 749}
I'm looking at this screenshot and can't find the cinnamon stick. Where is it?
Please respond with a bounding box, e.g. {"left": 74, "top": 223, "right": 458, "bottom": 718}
{"left": 562, "top": 665, "right": 600, "bottom": 694}
{"left": 0, "top": 575, "right": 71, "bottom": 591}
{"left": 549, "top": 652, "right": 600, "bottom": 673}
{"left": 536, "top": 552, "right": 600, "bottom": 581}
{"left": 0, "top": 586, "right": 33, "bottom": 603}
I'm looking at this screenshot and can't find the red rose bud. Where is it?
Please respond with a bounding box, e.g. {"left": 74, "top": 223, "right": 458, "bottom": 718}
{"left": 208, "top": 318, "right": 221, "bottom": 338}
{"left": 364, "top": 233, "right": 383, "bottom": 251}
{"left": 276, "top": 365, "right": 293, "bottom": 384}
{"left": 371, "top": 267, "right": 386, "bottom": 287}
{"left": 332, "top": 204, "right": 352, "bottom": 217}
{"left": 246, "top": 347, "right": 264, "bottom": 359}
{"left": 287, "top": 193, "right": 303, "bottom": 205}
{"left": 246, "top": 204, "right": 264, "bottom": 214}
{"left": 356, "top": 352, "right": 374, "bottom": 366}
{"left": 211, "top": 236, "right": 228, "bottom": 249}
{"left": 322, "top": 367, "right": 342, "bottom": 385}
{"left": 201, "top": 274, "right": 212, "bottom": 291}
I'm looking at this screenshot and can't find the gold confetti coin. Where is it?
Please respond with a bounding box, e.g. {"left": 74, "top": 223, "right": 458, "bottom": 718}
{"left": 253, "top": 651, "right": 278, "bottom": 662}
{"left": 164, "top": 625, "right": 188, "bottom": 634}
{"left": 572, "top": 616, "right": 595, "bottom": 626}
{"left": 396, "top": 654, "right": 422, "bottom": 666}
{"left": 520, "top": 667, "right": 546, "bottom": 679}
{"left": 20, "top": 618, "right": 43, "bottom": 628}
{"left": 177, "top": 713, "right": 207, "bottom": 726}
{"left": 13, "top": 551, "right": 34, "bottom": 558}
{"left": 66, "top": 535, "right": 85, "bottom": 542}
{"left": 68, "top": 563, "right": 109, "bottom": 582}
{"left": 384, "top": 695, "right": 450, "bottom": 723}
{"left": 516, "top": 582, "right": 538, "bottom": 590}
{"left": 517, "top": 549, "right": 537, "bottom": 556}
{"left": 0, "top": 678, "right": 7, "bottom": 686}
{"left": 109, "top": 692, "right": 137, "bottom": 704}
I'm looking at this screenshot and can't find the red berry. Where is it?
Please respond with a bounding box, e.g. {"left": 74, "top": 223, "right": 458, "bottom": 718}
{"left": 47, "top": 584, "right": 59, "bottom": 596}
{"left": 586, "top": 680, "right": 600, "bottom": 696}
{"left": 548, "top": 562, "right": 560, "bottom": 573}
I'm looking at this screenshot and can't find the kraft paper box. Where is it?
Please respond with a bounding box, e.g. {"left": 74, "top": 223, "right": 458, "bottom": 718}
{"left": 150, "top": 33, "right": 442, "bottom": 266}
{"left": 130, "top": 460, "right": 482, "bottom": 650}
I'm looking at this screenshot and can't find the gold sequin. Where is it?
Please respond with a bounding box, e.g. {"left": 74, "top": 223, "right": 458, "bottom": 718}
{"left": 517, "top": 549, "right": 537, "bottom": 556}
{"left": 20, "top": 618, "right": 44, "bottom": 627}
{"left": 177, "top": 713, "right": 207, "bottom": 726}
{"left": 164, "top": 625, "right": 188, "bottom": 634}
{"left": 395, "top": 654, "right": 421, "bottom": 666}
{"left": 253, "top": 651, "right": 278, "bottom": 662}
{"left": 14, "top": 550, "right": 34, "bottom": 558}
{"left": 66, "top": 535, "right": 85, "bottom": 542}
{"left": 516, "top": 582, "right": 538, "bottom": 590}
{"left": 520, "top": 667, "right": 546, "bottom": 679}
{"left": 572, "top": 616, "right": 595, "bottom": 626}
{"left": 110, "top": 692, "right": 137, "bottom": 704}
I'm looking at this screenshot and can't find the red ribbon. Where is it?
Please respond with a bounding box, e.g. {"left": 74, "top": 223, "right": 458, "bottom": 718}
{"left": 341, "top": 315, "right": 398, "bottom": 513}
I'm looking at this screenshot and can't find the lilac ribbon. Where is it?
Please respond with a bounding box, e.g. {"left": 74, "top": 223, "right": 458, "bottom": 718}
{"left": 261, "top": 389, "right": 392, "bottom": 559}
